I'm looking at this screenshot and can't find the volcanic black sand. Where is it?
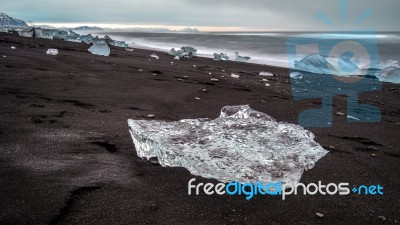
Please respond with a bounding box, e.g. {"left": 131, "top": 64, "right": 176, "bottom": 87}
{"left": 0, "top": 33, "right": 399, "bottom": 224}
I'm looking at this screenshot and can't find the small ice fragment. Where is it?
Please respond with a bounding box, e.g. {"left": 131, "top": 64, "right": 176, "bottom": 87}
{"left": 11, "top": 46, "right": 16, "bottom": 50}
{"left": 290, "top": 72, "right": 303, "bottom": 79}
{"left": 335, "top": 112, "right": 345, "bottom": 116}
{"left": 202, "top": 89, "right": 208, "bottom": 92}
{"left": 213, "top": 53, "right": 229, "bottom": 61}
{"left": 234, "top": 52, "right": 251, "bottom": 62}
{"left": 2, "top": 55, "right": 6, "bottom": 58}
{"left": 46, "top": 49, "right": 58, "bottom": 55}
{"left": 150, "top": 53, "right": 159, "bottom": 59}
{"left": 259, "top": 71, "right": 273, "bottom": 76}
{"left": 194, "top": 97, "right": 200, "bottom": 100}
{"left": 193, "top": 65, "right": 196, "bottom": 67}
{"left": 125, "top": 48, "right": 134, "bottom": 52}
{"left": 231, "top": 73, "right": 240, "bottom": 78}
{"left": 265, "top": 83, "right": 270, "bottom": 87}
{"left": 262, "top": 79, "right": 268, "bottom": 82}
{"left": 347, "top": 115, "right": 360, "bottom": 121}
{"left": 174, "top": 56, "right": 180, "bottom": 60}
{"left": 147, "top": 114, "right": 155, "bottom": 118}
{"left": 210, "top": 78, "right": 219, "bottom": 82}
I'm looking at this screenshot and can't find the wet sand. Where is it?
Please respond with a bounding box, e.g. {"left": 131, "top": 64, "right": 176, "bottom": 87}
{"left": 0, "top": 33, "right": 399, "bottom": 224}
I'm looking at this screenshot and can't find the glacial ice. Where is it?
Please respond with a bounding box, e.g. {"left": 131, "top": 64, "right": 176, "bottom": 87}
{"left": 79, "top": 34, "right": 94, "bottom": 44}
{"left": 231, "top": 73, "right": 240, "bottom": 78}
{"left": 104, "top": 35, "right": 128, "bottom": 47}
{"left": 128, "top": 105, "right": 328, "bottom": 185}
{"left": 290, "top": 72, "right": 303, "bottom": 79}
{"left": 361, "top": 60, "right": 400, "bottom": 83}
{"left": 169, "top": 46, "right": 197, "bottom": 58}
{"left": 378, "top": 66, "right": 400, "bottom": 83}
{"left": 294, "top": 54, "right": 400, "bottom": 84}
{"left": 65, "top": 37, "right": 81, "bottom": 43}
{"left": 259, "top": 71, "right": 273, "bottom": 76}
{"left": 53, "top": 31, "right": 69, "bottom": 40}
{"left": 150, "top": 53, "right": 159, "bottom": 59}
{"left": 213, "top": 53, "right": 229, "bottom": 61}
{"left": 235, "top": 52, "right": 251, "bottom": 62}
{"left": 294, "top": 53, "right": 361, "bottom": 76}
{"left": 88, "top": 42, "right": 110, "bottom": 56}
{"left": 46, "top": 49, "right": 58, "bottom": 55}
{"left": 364, "top": 59, "right": 399, "bottom": 70}
{"left": 18, "top": 28, "right": 34, "bottom": 38}
{"left": 0, "top": 28, "right": 9, "bottom": 33}
{"left": 34, "top": 29, "right": 57, "bottom": 39}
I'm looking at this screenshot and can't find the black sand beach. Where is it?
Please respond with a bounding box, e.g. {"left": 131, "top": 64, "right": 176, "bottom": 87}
{"left": 0, "top": 33, "right": 399, "bottom": 224}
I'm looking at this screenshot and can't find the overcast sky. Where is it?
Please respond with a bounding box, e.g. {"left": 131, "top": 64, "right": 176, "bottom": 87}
{"left": 2, "top": 0, "right": 399, "bottom": 31}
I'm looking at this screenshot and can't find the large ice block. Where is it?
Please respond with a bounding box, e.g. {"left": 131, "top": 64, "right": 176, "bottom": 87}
{"left": 128, "top": 105, "right": 328, "bottom": 185}
{"left": 34, "top": 28, "right": 57, "bottom": 39}
{"left": 88, "top": 42, "right": 110, "bottom": 56}
{"left": 169, "top": 46, "right": 197, "bottom": 58}
{"left": 18, "top": 28, "right": 34, "bottom": 38}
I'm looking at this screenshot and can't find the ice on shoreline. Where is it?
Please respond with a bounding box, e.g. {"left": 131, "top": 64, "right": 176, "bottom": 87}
{"left": 259, "top": 71, "right": 273, "bottom": 76}
{"left": 294, "top": 53, "right": 400, "bottom": 83}
{"left": 169, "top": 46, "right": 197, "bottom": 58}
{"left": 88, "top": 42, "right": 110, "bottom": 56}
{"left": 46, "top": 49, "right": 58, "bottom": 55}
{"left": 128, "top": 105, "right": 328, "bottom": 185}
{"left": 213, "top": 53, "right": 229, "bottom": 61}
{"left": 235, "top": 52, "right": 251, "bottom": 62}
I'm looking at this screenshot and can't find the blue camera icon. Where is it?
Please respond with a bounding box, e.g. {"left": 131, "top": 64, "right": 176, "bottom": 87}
{"left": 287, "top": 33, "right": 382, "bottom": 127}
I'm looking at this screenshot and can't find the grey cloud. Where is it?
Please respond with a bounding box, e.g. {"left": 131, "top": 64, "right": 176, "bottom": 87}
{"left": 2, "top": 0, "right": 399, "bottom": 31}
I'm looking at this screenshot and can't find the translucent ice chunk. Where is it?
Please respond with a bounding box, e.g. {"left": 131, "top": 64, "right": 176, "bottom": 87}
{"left": 235, "top": 52, "right": 251, "bottom": 62}
{"left": 18, "top": 28, "right": 34, "bottom": 38}
{"left": 379, "top": 66, "right": 400, "bottom": 83}
{"left": 364, "top": 59, "right": 399, "bottom": 70}
{"left": 169, "top": 46, "right": 197, "bottom": 58}
{"left": 128, "top": 105, "right": 328, "bottom": 185}
{"left": 290, "top": 71, "right": 303, "bottom": 79}
{"left": 34, "top": 29, "right": 57, "bottom": 39}
{"left": 53, "top": 31, "right": 69, "bottom": 40}
{"left": 213, "top": 53, "right": 229, "bottom": 61}
{"left": 0, "top": 28, "right": 9, "bottom": 33}
{"left": 46, "top": 49, "right": 58, "bottom": 55}
{"left": 79, "top": 34, "right": 94, "bottom": 44}
{"left": 88, "top": 43, "right": 110, "bottom": 56}
{"left": 231, "top": 73, "right": 240, "bottom": 78}
{"left": 102, "top": 35, "right": 128, "bottom": 47}
{"left": 259, "top": 71, "right": 273, "bottom": 76}
{"left": 150, "top": 53, "right": 159, "bottom": 59}
{"left": 294, "top": 53, "right": 362, "bottom": 76}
